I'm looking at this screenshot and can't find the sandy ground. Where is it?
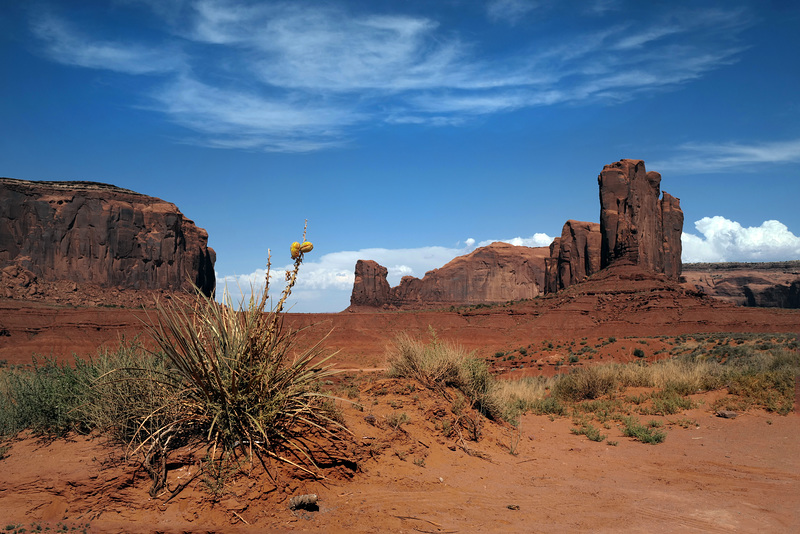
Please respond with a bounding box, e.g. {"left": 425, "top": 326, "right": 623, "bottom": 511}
{"left": 1, "top": 381, "right": 798, "bottom": 533}
{"left": 1, "top": 277, "right": 799, "bottom": 533}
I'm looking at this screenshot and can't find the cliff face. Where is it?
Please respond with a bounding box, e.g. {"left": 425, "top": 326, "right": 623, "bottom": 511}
{"left": 597, "top": 159, "right": 683, "bottom": 278}
{"left": 350, "top": 260, "right": 391, "bottom": 307}
{"left": 543, "top": 220, "right": 601, "bottom": 292}
{"left": 682, "top": 261, "right": 800, "bottom": 308}
{"left": 0, "top": 178, "right": 216, "bottom": 298}
{"left": 349, "top": 242, "right": 549, "bottom": 309}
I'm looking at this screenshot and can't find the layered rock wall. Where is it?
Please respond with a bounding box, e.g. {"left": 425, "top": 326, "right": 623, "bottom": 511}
{"left": 682, "top": 261, "right": 800, "bottom": 308}
{"left": 350, "top": 242, "right": 549, "bottom": 309}
{"left": 597, "top": 159, "right": 683, "bottom": 277}
{"left": 0, "top": 178, "right": 216, "bottom": 297}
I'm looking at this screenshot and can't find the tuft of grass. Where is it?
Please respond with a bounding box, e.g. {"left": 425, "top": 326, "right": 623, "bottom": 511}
{"left": 621, "top": 416, "right": 666, "bottom": 444}
{"left": 387, "top": 329, "right": 507, "bottom": 421}
{"left": 386, "top": 412, "right": 410, "bottom": 430}
{"left": 551, "top": 366, "right": 616, "bottom": 402}
{"left": 570, "top": 422, "right": 607, "bottom": 442}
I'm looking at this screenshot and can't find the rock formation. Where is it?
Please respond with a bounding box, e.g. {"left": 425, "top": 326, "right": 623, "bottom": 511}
{"left": 0, "top": 178, "right": 216, "bottom": 299}
{"left": 543, "top": 220, "right": 601, "bottom": 292}
{"left": 682, "top": 261, "right": 800, "bottom": 308}
{"left": 349, "top": 242, "right": 549, "bottom": 309}
{"left": 350, "top": 260, "right": 392, "bottom": 307}
{"left": 350, "top": 158, "right": 687, "bottom": 308}
{"left": 597, "top": 159, "right": 683, "bottom": 278}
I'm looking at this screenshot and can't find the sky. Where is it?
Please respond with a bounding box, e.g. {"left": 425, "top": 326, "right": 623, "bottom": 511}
{"left": 2, "top": 0, "right": 799, "bottom": 312}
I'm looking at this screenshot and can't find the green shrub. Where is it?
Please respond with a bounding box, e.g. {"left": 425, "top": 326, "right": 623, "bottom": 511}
{"left": 622, "top": 416, "right": 666, "bottom": 444}
{"left": 571, "top": 422, "right": 606, "bottom": 442}
{"left": 0, "top": 356, "right": 89, "bottom": 437}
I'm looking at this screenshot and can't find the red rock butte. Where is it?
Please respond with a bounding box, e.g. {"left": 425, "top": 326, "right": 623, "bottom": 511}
{"left": 350, "top": 158, "right": 685, "bottom": 309}
{"left": 0, "top": 177, "right": 216, "bottom": 302}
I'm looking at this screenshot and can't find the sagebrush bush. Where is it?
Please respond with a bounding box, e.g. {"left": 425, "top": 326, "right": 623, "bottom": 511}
{"left": 0, "top": 339, "right": 170, "bottom": 441}
{"left": 0, "top": 356, "right": 89, "bottom": 437}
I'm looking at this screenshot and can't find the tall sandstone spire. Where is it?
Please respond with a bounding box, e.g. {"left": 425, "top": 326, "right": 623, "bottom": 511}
{"left": 597, "top": 159, "right": 683, "bottom": 278}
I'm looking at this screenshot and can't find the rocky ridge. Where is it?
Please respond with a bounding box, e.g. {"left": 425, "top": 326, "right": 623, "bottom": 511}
{"left": 349, "top": 242, "right": 549, "bottom": 310}
{"left": 682, "top": 261, "right": 800, "bottom": 308}
{"left": 350, "top": 159, "right": 685, "bottom": 309}
{"left": 0, "top": 177, "right": 216, "bottom": 304}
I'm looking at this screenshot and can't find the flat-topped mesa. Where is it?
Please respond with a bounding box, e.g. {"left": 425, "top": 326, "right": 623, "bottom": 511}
{"left": 0, "top": 177, "right": 216, "bottom": 297}
{"left": 349, "top": 242, "right": 549, "bottom": 309}
{"left": 543, "top": 220, "right": 601, "bottom": 292}
{"left": 597, "top": 159, "right": 683, "bottom": 278}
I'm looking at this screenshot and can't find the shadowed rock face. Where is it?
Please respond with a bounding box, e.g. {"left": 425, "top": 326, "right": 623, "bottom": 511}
{"left": 544, "top": 220, "right": 601, "bottom": 292}
{"left": 0, "top": 178, "right": 216, "bottom": 296}
{"left": 350, "top": 242, "right": 549, "bottom": 309}
{"left": 351, "top": 260, "right": 391, "bottom": 307}
{"left": 597, "top": 159, "right": 683, "bottom": 278}
{"left": 682, "top": 261, "right": 800, "bottom": 308}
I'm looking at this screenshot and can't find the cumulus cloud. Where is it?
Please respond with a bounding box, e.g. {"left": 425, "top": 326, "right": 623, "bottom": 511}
{"left": 217, "top": 232, "right": 555, "bottom": 312}
{"left": 475, "top": 233, "right": 554, "bottom": 248}
{"left": 682, "top": 216, "right": 800, "bottom": 262}
{"left": 29, "top": 1, "right": 751, "bottom": 152}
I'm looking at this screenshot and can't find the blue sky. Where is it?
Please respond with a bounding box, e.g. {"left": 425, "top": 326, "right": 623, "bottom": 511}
{"left": 2, "top": 0, "right": 799, "bottom": 312}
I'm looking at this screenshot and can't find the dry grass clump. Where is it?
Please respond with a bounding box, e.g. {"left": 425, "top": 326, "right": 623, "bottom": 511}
{"left": 387, "top": 329, "right": 467, "bottom": 390}
{"left": 387, "top": 329, "right": 506, "bottom": 421}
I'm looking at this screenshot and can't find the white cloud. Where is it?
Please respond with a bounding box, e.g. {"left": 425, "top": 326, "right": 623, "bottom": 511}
{"left": 653, "top": 138, "right": 800, "bottom": 174}
{"left": 476, "top": 233, "right": 554, "bottom": 248}
{"left": 682, "top": 216, "right": 800, "bottom": 262}
{"left": 31, "top": 2, "right": 751, "bottom": 152}
{"left": 31, "top": 13, "right": 183, "bottom": 74}
{"left": 152, "top": 76, "right": 362, "bottom": 151}
{"left": 217, "top": 232, "right": 555, "bottom": 312}
{"left": 486, "top": 0, "right": 540, "bottom": 25}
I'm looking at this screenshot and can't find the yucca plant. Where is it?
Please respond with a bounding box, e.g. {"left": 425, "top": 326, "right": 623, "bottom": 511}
{"left": 143, "top": 225, "right": 345, "bottom": 481}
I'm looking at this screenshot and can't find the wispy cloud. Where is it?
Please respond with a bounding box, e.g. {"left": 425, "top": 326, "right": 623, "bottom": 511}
{"left": 486, "top": 0, "right": 540, "bottom": 25}
{"left": 30, "top": 1, "right": 751, "bottom": 152}
{"left": 31, "top": 12, "right": 183, "bottom": 74}
{"left": 682, "top": 216, "right": 800, "bottom": 262}
{"left": 653, "top": 138, "right": 800, "bottom": 173}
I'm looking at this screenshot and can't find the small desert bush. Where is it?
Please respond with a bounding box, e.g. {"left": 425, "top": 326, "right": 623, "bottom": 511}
{"left": 551, "top": 365, "right": 616, "bottom": 402}
{"left": 387, "top": 330, "right": 507, "bottom": 421}
{"left": 0, "top": 340, "right": 171, "bottom": 441}
{"left": 571, "top": 422, "right": 607, "bottom": 442}
{"left": 387, "top": 328, "right": 467, "bottom": 389}
{"left": 621, "top": 416, "right": 666, "bottom": 444}
{"left": 0, "top": 355, "right": 90, "bottom": 437}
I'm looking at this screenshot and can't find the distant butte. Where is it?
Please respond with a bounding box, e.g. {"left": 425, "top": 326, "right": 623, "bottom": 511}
{"left": 350, "top": 159, "right": 686, "bottom": 310}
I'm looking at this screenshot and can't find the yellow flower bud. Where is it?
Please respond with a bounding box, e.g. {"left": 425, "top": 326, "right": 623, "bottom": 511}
{"left": 300, "top": 241, "right": 314, "bottom": 254}
{"left": 290, "top": 241, "right": 301, "bottom": 259}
